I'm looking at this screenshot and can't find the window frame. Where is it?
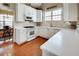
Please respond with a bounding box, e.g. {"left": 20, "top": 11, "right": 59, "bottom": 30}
{"left": 0, "top": 14, "right": 13, "bottom": 29}
{"left": 44, "top": 8, "right": 62, "bottom": 21}
{"left": 51, "top": 8, "right": 62, "bottom": 21}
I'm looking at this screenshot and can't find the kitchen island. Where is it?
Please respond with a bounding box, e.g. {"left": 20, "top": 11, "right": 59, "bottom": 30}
{"left": 40, "top": 29, "right": 79, "bottom": 56}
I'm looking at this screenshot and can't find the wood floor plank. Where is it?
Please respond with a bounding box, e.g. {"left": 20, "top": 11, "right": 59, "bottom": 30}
{"left": 0, "top": 36, "right": 47, "bottom": 56}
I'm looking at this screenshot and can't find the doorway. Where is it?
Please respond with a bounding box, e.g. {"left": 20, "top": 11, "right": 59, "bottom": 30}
{"left": 0, "top": 14, "right": 14, "bottom": 44}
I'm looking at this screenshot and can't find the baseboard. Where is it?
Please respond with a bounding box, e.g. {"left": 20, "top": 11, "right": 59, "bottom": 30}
{"left": 36, "top": 36, "right": 48, "bottom": 40}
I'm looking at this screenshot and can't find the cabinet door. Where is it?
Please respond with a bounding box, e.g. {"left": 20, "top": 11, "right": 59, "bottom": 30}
{"left": 32, "top": 8, "right": 37, "bottom": 22}
{"left": 24, "top": 5, "right": 29, "bottom": 16}
{"left": 68, "top": 4, "right": 78, "bottom": 21}
{"left": 15, "top": 29, "right": 20, "bottom": 44}
{"left": 35, "top": 27, "right": 60, "bottom": 39}
{"left": 35, "top": 28, "right": 39, "bottom": 36}
{"left": 16, "top": 4, "right": 25, "bottom": 22}
{"left": 20, "top": 29, "right": 27, "bottom": 43}
{"left": 38, "top": 28, "right": 48, "bottom": 38}
{"left": 47, "top": 28, "right": 54, "bottom": 38}
{"left": 63, "top": 4, "right": 69, "bottom": 21}
{"left": 25, "top": 5, "right": 32, "bottom": 17}
{"left": 15, "top": 29, "right": 27, "bottom": 45}
{"left": 63, "top": 3, "right": 78, "bottom": 21}
{"left": 37, "top": 10, "right": 42, "bottom": 22}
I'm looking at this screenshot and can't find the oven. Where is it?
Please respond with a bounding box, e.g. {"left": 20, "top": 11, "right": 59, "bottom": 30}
{"left": 27, "top": 28, "right": 35, "bottom": 38}
{"left": 24, "top": 26, "right": 36, "bottom": 41}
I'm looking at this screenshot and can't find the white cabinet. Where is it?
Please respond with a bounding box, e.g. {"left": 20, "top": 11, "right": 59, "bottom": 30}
{"left": 15, "top": 28, "right": 27, "bottom": 45}
{"left": 35, "top": 27, "right": 60, "bottom": 39}
{"left": 39, "top": 28, "right": 48, "bottom": 38}
{"left": 63, "top": 3, "right": 78, "bottom": 21}
{"left": 24, "top": 5, "right": 32, "bottom": 17}
{"left": 31, "top": 8, "right": 37, "bottom": 22}
{"left": 16, "top": 4, "right": 36, "bottom": 22}
{"left": 35, "top": 27, "right": 48, "bottom": 38}
{"left": 24, "top": 5, "right": 37, "bottom": 21}
{"left": 32, "top": 9, "right": 42, "bottom": 22}
{"left": 16, "top": 4, "right": 25, "bottom": 22}
{"left": 16, "top": 4, "right": 42, "bottom": 22}
{"left": 37, "top": 10, "right": 42, "bottom": 22}
{"left": 35, "top": 27, "right": 55, "bottom": 39}
{"left": 16, "top": 4, "right": 43, "bottom": 22}
{"left": 33, "top": 10, "right": 42, "bottom": 22}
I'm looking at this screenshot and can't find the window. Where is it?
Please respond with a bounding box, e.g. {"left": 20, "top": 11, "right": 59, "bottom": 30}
{"left": 0, "top": 14, "right": 13, "bottom": 29}
{"left": 0, "top": 15, "right": 3, "bottom": 29}
{"left": 4, "top": 15, "right": 13, "bottom": 27}
{"left": 44, "top": 8, "right": 62, "bottom": 21}
{"left": 0, "top": 22, "right": 3, "bottom": 29}
{"left": 52, "top": 8, "right": 62, "bottom": 21}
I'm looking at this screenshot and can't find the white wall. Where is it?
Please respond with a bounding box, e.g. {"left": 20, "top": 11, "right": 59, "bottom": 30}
{"left": 0, "top": 3, "right": 15, "bottom": 11}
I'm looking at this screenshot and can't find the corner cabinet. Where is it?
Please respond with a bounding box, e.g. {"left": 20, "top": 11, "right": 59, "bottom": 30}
{"left": 33, "top": 10, "right": 42, "bottom": 22}
{"left": 63, "top": 3, "right": 78, "bottom": 21}
{"left": 35, "top": 27, "right": 59, "bottom": 39}
{"left": 16, "top": 4, "right": 25, "bottom": 22}
{"left": 37, "top": 10, "right": 42, "bottom": 22}
{"left": 31, "top": 8, "right": 37, "bottom": 22}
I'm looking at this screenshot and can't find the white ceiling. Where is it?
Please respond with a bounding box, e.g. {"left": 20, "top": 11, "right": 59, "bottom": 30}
{"left": 30, "top": 3, "right": 42, "bottom": 7}
{"left": 26, "top": 3, "right": 62, "bottom": 9}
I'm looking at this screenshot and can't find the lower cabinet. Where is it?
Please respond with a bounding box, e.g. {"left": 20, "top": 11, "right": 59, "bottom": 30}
{"left": 15, "top": 28, "right": 27, "bottom": 45}
{"left": 38, "top": 28, "right": 48, "bottom": 38}
{"left": 35, "top": 27, "right": 59, "bottom": 39}
{"left": 15, "top": 27, "right": 60, "bottom": 45}
{"left": 15, "top": 28, "right": 36, "bottom": 45}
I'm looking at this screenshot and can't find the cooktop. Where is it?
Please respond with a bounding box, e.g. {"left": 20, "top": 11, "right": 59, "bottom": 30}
{"left": 24, "top": 26, "right": 34, "bottom": 28}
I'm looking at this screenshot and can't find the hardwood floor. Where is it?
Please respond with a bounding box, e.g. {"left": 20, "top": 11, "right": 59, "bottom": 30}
{"left": 0, "top": 36, "right": 47, "bottom": 56}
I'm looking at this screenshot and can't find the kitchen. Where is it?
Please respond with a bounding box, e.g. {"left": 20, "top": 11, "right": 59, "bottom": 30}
{"left": 0, "top": 3, "right": 79, "bottom": 56}
{"left": 14, "top": 3, "right": 64, "bottom": 44}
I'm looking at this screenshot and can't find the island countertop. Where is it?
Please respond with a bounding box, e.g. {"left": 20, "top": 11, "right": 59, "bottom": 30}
{"left": 40, "top": 29, "right": 79, "bottom": 56}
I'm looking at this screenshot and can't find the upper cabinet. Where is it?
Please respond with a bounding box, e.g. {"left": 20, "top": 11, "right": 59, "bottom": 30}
{"left": 16, "top": 4, "right": 37, "bottom": 22}
{"left": 32, "top": 9, "right": 43, "bottom": 22}
{"left": 16, "top": 4, "right": 42, "bottom": 22}
{"left": 16, "top": 4, "right": 25, "bottom": 22}
{"left": 63, "top": 3, "right": 78, "bottom": 21}
{"left": 31, "top": 8, "right": 37, "bottom": 22}
{"left": 36, "top": 10, "right": 42, "bottom": 22}
{"left": 24, "top": 5, "right": 33, "bottom": 17}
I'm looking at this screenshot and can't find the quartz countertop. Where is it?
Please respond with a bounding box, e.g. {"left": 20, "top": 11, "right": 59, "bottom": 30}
{"left": 40, "top": 29, "right": 79, "bottom": 56}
